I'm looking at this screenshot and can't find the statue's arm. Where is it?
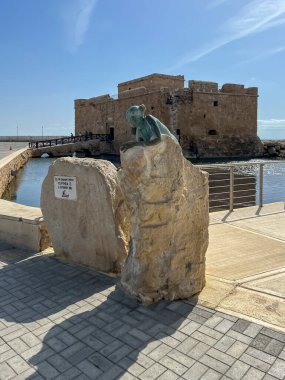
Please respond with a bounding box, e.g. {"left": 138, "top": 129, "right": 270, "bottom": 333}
{"left": 144, "top": 116, "right": 162, "bottom": 146}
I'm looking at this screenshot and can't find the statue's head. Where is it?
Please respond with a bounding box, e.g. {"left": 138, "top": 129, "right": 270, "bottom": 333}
{"left": 126, "top": 104, "right": 146, "bottom": 126}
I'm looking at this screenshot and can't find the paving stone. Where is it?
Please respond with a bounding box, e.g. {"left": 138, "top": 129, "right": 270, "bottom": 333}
{"left": 180, "top": 321, "right": 200, "bottom": 336}
{"left": 188, "top": 342, "right": 211, "bottom": 360}
{"left": 139, "top": 363, "right": 167, "bottom": 380}
{"left": 242, "top": 367, "right": 266, "bottom": 380}
{"left": 263, "top": 375, "right": 281, "bottom": 380}
{"left": 240, "top": 352, "right": 271, "bottom": 372}
{"left": 47, "top": 354, "right": 72, "bottom": 373}
{"left": 167, "top": 349, "right": 195, "bottom": 367}
{"left": 192, "top": 331, "right": 217, "bottom": 347}
{"left": 199, "top": 325, "right": 224, "bottom": 340}
{"left": 37, "top": 361, "right": 60, "bottom": 379}
{"left": 201, "top": 368, "right": 222, "bottom": 380}
{"left": 200, "top": 354, "right": 230, "bottom": 374}
{"left": 128, "top": 352, "right": 155, "bottom": 369}
{"left": 182, "top": 362, "right": 208, "bottom": 379}
{"left": 147, "top": 343, "right": 172, "bottom": 361}
{"left": 13, "top": 368, "right": 37, "bottom": 380}
{"left": 119, "top": 357, "right": 145, "bottom": 376}
{"left": 245, "top": 347, "right": 276, "bottom": 364}
{"left": 76, "top": 359, "right": 103, "bottom": 378}
{"left": 8, "top": 338, "right": 30, "bottom": 354}
{"left": 108, "top": 344, "right": 133, "bottom": 363}
{"left": 227, "top": 330, "right": 253, "bottom": 345}
{"left": 155, "top": 332, "right": 180, "bottom": 348}
{"left": 141, "top": 341, "right": 162, "bottom": 356}
{"left": 215, "top": 320, "right": 235, "bottom": 334}
{"left": 176, "top": 336, "right": 199, "bottom": 354}
{"left": 214, "top": 336, "right": 236, "bottom": 352}
{"left": 207, "top": 348, "right": 236, "bottom": 366}
{"left": 119, "top": 373, "right": 136, "bottom": 380}
{"left": 261, "top": 328, "right": 285, "bottom": 343}
{"left": 227, "top": 341, "right": 248, "bottom": 358}
{"left": 21, "top": 332, "right": 42, "bottom": 347}
{"left": 279, "top": 350, "right": 285, "bottom": 360}
{"left": 268, "top": 358, "right": 285, "bottom": 379}
{"left": 251, "top": 334, "right": 273, "bottom": 351}
{"left": 55, "top": 367, "right": 82, "bottom": 379}
{"left": 7, "top": 355, "right": 32, "bottom": 374}
{"left": 225, "top": 360, "right": 250, "bottom": 380}
{"left": 231, "top": 320, "right": 251, "bottom": 333}
{"left": 265, "top": 339, "right": 284, "bottom": 356}
{"left": 243, "top": 323, "right": 263, "bottom": 338}
{"left": 205, "top": 315, "right": 224, "bottom": 329}
{"left": 159, "top": 355, "right": 188, "bottom": 376}
{"left": 0, "top": 362, "right": 16, "bottom": 380}
{"left": 215, "top": 312, "right": 238, "bottom": 323}
{"left": 157, "top": 369, "right": 179, "bottom": 379}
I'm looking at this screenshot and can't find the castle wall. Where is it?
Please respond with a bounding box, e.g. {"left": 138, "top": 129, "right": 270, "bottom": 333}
{"left": 75, "top": 74, "right": 262, "bottom": 158}
{"left": 118, "top": 74, "right": 184, "bottom": 93}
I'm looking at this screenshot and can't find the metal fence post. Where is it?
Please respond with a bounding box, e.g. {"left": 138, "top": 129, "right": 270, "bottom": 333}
{"left": 230, "top": 166, "right": 234, "bottom": 211}
{"left": 259, "top": 164, "right": 264, "bottom": 207}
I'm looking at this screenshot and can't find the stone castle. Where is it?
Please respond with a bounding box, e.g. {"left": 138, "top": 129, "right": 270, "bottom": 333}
{"left": 75, "top": 73, "right": 263, "bottom": 158}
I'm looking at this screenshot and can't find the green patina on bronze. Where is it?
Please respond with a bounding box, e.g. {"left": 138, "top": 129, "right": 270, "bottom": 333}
{"left": 120, "top": 104, "right": 178, "bottom": 152}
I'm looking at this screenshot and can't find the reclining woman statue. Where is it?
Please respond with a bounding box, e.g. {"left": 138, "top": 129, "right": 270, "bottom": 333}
{"left": 120, "top": 104, "right": 178, "bottom": 153}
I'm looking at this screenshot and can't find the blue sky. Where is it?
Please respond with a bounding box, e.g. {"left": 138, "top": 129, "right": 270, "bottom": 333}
{"left": 0, "top": 0, "right": 285, "bottom": 139}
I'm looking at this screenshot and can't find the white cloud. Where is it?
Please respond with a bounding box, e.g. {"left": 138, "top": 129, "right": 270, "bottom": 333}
{"left": 63, "top": 0, "right": 98, "bottom": 52}
{"left": 237, "top": 45, "right": 285, "bottom": 65}
{"left": 258, "top": 119, "right": 285, "bottom": 129}
{"left": 169, "top": 0, "right": 285, "bottom": 70}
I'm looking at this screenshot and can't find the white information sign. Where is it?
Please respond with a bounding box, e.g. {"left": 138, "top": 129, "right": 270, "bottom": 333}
{"left": 54, "top": 176, "right": 77, "bottom": 200}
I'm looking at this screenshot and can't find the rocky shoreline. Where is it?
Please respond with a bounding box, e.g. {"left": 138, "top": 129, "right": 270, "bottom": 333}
{"left": 262, "top": 140, "right": 285, "bottom": 158}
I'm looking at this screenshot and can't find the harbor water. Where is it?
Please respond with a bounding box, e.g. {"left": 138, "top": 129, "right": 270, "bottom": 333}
{"left": 2, "top": 156, "right": 285, "bottom": 209}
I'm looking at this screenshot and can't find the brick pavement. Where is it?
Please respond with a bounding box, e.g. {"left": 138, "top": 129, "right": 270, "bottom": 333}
{"left": 0, "top": 242, "right": 285, "bottom": 380}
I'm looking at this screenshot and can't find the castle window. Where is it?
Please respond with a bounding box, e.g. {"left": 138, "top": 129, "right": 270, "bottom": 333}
{"left": 208, "top": 129, "right": 217, "bottom": 135}
{"left": 204, "top": 114, "right": 206, "bottom": 118}
{"left": 151, "top": 106, "right": 154, "bottom": 110}
{"left": 131, "top": 127, "right": 137, "bottom": 135}
{"left": 213, "top": 101, "right": 218, "bottom": 107}
{"left": 176, "top": 129, "right": 180, "bottom": 136}
{"left": 110, "top": 127, "right": 114, "bottom": 140}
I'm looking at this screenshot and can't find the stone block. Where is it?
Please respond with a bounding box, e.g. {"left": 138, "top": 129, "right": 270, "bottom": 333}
{"left": 119, "top": 136, "right": 209, "bottom": 304}
{"left": 41, "top": 157, "right": 130, "bottom": 273}
{"left": 0, "top": 199, "right": 50, "bottom": 252}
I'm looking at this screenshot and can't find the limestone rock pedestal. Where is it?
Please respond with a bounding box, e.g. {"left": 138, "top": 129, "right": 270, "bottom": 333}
{"left": 41, "top": 157, "right": 130, "bottom": 274}
{"left": 119, "top": 136, "right": 209, "bottom": 304}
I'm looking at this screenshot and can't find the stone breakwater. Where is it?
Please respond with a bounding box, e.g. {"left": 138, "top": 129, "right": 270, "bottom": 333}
{"left": 263, "top": 140, "right": 285, "bottom": 158}
{"left": 0, "top": 148, "right": 32, "bottom": 197}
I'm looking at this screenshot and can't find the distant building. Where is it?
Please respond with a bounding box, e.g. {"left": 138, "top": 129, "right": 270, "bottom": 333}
{"left": 74, "top": 73, "right": 263, "bottom": 158}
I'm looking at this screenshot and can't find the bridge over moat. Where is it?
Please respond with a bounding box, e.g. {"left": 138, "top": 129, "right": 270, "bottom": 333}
{"left": 29, "top": 133, "right": 112, "bottom": 158}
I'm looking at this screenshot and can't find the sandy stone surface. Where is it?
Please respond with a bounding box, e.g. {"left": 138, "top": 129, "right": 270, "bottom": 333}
{"left": 41, "top": 157, "right": 130, "bottom": 274}
{"left": 119, "top": 136, "right": 209, "bottom": 304}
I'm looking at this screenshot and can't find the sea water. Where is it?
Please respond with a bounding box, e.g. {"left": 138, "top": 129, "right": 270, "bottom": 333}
{"left": 2, "top": 156, "right": 285, "bottom": 208}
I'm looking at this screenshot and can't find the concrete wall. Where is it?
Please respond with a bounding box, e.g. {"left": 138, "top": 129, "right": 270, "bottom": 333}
{"left": 0, "top": 148, "right": 31, "bottom": 198}
{"left": 75, "top": 73, "right": 263, "bottom": 158}
{"left": 0, "top": 200, "right": 50, "bottom": 252}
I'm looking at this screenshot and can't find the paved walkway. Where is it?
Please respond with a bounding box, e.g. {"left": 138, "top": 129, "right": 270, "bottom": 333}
{"left": 0, "top": 143, "right": 28, "bottom": 160}
{"left": 197, "top": 202, "right": 285, "bottom": 331}
{"left": 0, "top": 239, "right": 285, "bottom": 379}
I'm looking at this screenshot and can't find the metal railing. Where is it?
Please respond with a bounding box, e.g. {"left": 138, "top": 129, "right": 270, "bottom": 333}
{"left": 29, "top": 133, "right": 112, "bottom": 149}
{"left": 198, "top": 161, "right": 285, "bottom": 212}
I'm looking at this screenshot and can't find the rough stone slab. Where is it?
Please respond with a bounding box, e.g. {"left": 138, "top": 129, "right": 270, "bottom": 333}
{"left": 119, "top": 136, "right": 209, "bottom": 304}
{"left": 41, "top": 157, "right": 130, "bottom": 273}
